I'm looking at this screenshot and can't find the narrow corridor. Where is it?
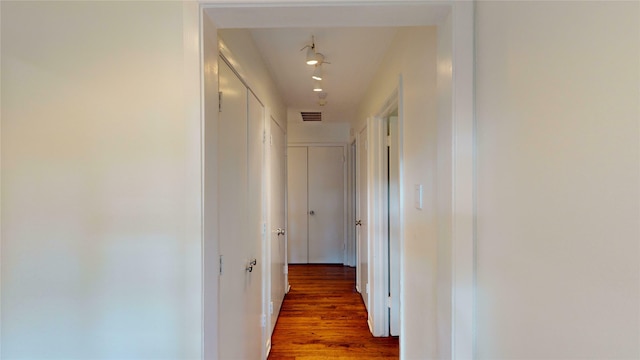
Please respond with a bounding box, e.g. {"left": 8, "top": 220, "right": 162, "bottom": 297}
{"left": 268, "top": 265, "right": 399, "bottom": 359}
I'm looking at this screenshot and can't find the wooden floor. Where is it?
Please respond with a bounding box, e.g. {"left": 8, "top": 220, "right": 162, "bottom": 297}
{"left": 268, "top": 264, "right": 399, "bottom": 360}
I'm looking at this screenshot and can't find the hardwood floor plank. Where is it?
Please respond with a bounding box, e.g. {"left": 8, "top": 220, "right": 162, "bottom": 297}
{"left": 268, "top": 265, "right": 399, "bottom": 359}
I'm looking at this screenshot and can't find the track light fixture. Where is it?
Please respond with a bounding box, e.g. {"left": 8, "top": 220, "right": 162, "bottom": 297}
{"left": 302, "top": 36, "right": 331, "bottom": 95}
{"left": 312, "top": 65, "right": 323, "bottom": 81}
{"left": 301, "top": 36, "right": 318, "bottom": 65}
{"left": 313, "top": 80, "right": 323, "bottom": 92}
{"left": 318, "top": 92, "right": 328, "bottom": 106}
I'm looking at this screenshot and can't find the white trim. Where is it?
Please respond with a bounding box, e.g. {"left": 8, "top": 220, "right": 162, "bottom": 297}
{"left": 346, "top": 140, "right": 358, "bottom": 267}
{"left": 451, "top": 2, "right": 475, "bottom": 359}
{"left": 366, "top": 115, "right": 390, "bottom": 337}
{"left": 199, "top": 6, "right": 220, "bottom": 360}
{"left": 265, "top": 338, "right": 272, "bottom": 358}
{"left": 366, "top": 83, "right": 402, "bottom": 337}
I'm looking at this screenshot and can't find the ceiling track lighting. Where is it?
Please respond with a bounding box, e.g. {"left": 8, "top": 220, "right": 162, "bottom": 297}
{"left": 302, "top": 36, "right": 331, "bottom": 95}
{"left": 312, "top": 65, "right": 323, "bottom": 81}
{"left": 318, "top": 92, "right": 328, "bottom": 106}
{"left": 301, "top": 36, "right": 318, "bottom": 65}
{"left": 313, "top": 80, "right": 323, "bottom": 92}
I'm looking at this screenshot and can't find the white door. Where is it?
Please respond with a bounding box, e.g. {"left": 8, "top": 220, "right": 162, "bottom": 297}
{"left": 269, "top": 117, "right": 286, "bottom": 333}
{"left": 247, "top": 90, "right": 264, "bottom": 359}
{"left": 357, "top": 127, "right": 369, "bottom": 310}
{"left": 308, "top": 146, "right": 345, "bottom": 263}
{"left": 218, "top": 59, "right": 263, "bottom": 360}
{"left": 287, "top": 146, "right": 308, "bottom": 264}
{"left": 388, "top": 116, "right": 401, "bottom": 336}
{"left": 218, "top": 59, "right": 248, "bottom": 360}
{"left": 287, "top": 146, "right": 345, "bottom": 264}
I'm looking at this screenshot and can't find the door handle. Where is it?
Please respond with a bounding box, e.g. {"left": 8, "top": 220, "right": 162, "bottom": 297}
{"left": 309, "top": 210, "right": 315, "bottom": 216}
{"left": 246, "top": 258, "right": 257, "bottom": 272}
{"left": 356, "top": 220, "right": 362, "bottom": 226}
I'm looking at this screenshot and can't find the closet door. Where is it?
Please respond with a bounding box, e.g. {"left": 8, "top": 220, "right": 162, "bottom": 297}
{"left": 218, "top": 59, "right": 249, "bottom": 360}
{"left": 287, "top": 146, "right": 308, "bottom": 264}
{"left": 218, "top": 59, "right": 263, "bottom": 360}
{"left": 308, "top": 146, "right": 344, "bottom": 264}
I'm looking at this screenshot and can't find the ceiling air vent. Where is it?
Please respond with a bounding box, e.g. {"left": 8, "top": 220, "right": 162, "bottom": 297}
{"left": 301, "top": 111, "right": 322, "bottom": 122}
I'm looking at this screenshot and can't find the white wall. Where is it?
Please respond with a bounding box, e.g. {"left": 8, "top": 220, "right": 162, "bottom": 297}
{"left": 357, "top": 26, "right": 439, "bottom": 359}
{"left": 476, "top": 1, "right": 640, "bottom": 358}
{"left": 288, "top": 110, "right": 351, "bottom": 144}
{"left": 0, "top": 2, "right": 202, "bottom": 358}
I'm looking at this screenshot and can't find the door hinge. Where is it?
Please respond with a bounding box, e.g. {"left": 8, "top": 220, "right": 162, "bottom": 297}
{"left": 263, "top": 131, "right": 266, "bottom": 144}
{"left": 387, "top": 135, "right": 391, "bottom": 147}
{"left": 261, "top": 314, "right": 266, "bottom": 328}
{"left": 387, "top": 296, "right": 392, "bottom": 308}
{"left": 219, "top": 255, "right": 224, "bottom": 275}
{"left": 218, "top": 91, "right": 222, "bottom": 112}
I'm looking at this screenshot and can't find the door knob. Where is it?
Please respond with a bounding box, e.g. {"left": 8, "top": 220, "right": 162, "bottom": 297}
{"left": 309, "top": 210, "right": 315, "bottom": 215}
{"left": 356, "top": 220, "right": 362, "bottom": 226}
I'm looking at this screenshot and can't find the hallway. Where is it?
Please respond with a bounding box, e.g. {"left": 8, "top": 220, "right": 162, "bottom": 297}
{"left": 268, "top": 265, "right": 399, "bottom": 359}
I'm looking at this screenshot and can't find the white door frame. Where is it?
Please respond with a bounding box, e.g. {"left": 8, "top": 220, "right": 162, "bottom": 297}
{"left": 198, "top": 2, "right": 475, "bottom": 359}
{"left": 367, "top": 84, "right": 402, "bottom": 337}
{"left": 355, "top": 124, "right": 370, "bottom": 313}
{"left": 347, "top": 140, "right": 358, "bottom": 267}
{"left": 366, "top": 114, "right": 389, "bottom": 337}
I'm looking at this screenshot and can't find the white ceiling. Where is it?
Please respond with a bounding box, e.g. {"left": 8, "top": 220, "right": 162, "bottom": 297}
{"left": 204, "top": 2, "right": 449, "bottom": 124}
{"left": 250, "top": 27, "right": 398, "bottom": 123}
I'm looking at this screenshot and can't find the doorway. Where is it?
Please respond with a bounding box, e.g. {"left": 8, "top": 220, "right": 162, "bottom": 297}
{"left": 200, "top": 3, "right": 475, "bottom": 359}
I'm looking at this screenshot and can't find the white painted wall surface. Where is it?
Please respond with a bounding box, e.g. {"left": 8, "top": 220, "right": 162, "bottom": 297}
{"left": 476, "top": 1, "right": 640, "bottom": 358}
{"left": 1, "top": 1, "right": 202, "bottom": 359}
{"left": 357, "top": 27, "right": 439, "bottom": 358}
{"left": 288, "top": 110, "right": 351, "bottom": 144}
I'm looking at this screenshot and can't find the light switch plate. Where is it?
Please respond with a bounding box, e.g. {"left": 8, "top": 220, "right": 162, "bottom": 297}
{"left": 414, "top": 184, "right": 423, "bottom": 210}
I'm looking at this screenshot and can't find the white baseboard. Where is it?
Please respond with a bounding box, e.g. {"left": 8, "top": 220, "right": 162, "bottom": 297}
{"left": 265, "top": 338, "right": 271, "bottom": 358}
